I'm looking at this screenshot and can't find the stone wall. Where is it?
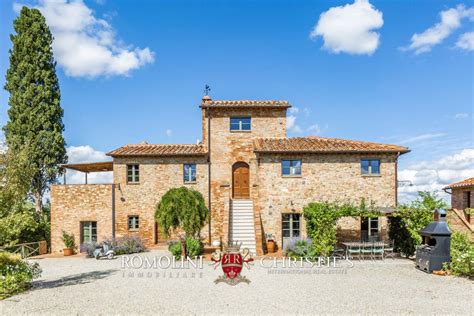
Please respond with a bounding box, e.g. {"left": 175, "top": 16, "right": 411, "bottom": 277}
{"left": 256, "top": 153, "right": 397, "bottom": 249}
{"left": 451, "top": 187, "right": 473, "bottom": 211}
{"left": 203, "top": 107, "right": 287, "bottom": 244}
{"left": 51, "top": 184, "right": 114, "bottom": 253}
{"left": 113, "top": 156, "right": 209, "bottom": 248}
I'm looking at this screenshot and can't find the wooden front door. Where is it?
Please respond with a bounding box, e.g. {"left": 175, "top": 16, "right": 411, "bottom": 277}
{"left": 233, "top": 162, "right": 250, "bottom": 199}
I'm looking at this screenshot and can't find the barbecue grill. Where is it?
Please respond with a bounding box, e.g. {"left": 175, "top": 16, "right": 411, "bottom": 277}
{"left": 415, "top": 209, "right": 451, "bottom": 273}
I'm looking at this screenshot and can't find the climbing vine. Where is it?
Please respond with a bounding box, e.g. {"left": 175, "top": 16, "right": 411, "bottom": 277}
{"left": 303, "top": 199, "right": 382, "bottom": 256}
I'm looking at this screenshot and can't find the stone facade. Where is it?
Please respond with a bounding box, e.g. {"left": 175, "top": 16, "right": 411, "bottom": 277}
{"left": 51, "top": 184, "right": 114, "bottom": 253}
{"left": 51, "top": 98, "right": 404, "bottom": 254}
{"left": 255, "top": 154, "right": 395, "bottom": 247}
{"left": 113, "top": 156, "right": 209, "bottom": 246}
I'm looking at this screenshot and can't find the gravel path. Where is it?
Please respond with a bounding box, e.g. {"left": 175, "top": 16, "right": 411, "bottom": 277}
{"left": 1, "top": 250, "right": 472, "bottom": 315}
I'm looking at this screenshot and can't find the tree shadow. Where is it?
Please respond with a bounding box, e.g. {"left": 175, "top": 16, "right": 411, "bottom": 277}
{"left": 33, "top": 269, "right": 118, "bottom": 289}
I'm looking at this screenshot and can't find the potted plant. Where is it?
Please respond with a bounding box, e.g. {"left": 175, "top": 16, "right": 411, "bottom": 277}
{"left": 266, "top": 233, "right": 276, "bottom": 253}
{"left": 61, "top": 230, "right": 75, "bottom": 256}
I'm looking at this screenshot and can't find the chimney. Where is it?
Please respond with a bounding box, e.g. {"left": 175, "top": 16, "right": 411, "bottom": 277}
{"left": 202, "top": 95, "right": 212, "bottom": 104}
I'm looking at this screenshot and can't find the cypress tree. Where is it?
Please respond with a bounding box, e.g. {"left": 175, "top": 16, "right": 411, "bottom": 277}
{"left": 3, "top": 7, "right": 67, "bottom": 213}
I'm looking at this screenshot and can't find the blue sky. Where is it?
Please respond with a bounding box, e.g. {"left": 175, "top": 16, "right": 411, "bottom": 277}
{"left": 0, "top": 0, "right": 472, "bottom": 201}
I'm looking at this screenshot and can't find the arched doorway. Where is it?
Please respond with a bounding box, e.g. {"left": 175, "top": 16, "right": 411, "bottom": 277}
{"left": 232, "top": 162, "right": 250, "bottom": 199}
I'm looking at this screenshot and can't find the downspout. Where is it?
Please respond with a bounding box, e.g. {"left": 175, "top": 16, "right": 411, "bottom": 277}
{"left": 112, "top": 183, "right": 116, "bottom": 240}
{"left": 395, "top": 152, "right": 400, "bottom": 206}
{"left": 207, "top": 107, "right": 212, "bottom": 245}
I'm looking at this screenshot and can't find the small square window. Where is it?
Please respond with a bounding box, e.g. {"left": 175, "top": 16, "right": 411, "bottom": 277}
{"left": 128, "top": 215, "right": 139, "bottom": 230}
{"left": 282, "top": 160, "right": 302, "bottom": 176}
{"left": 184, "top": 164, "right": 197, "bottom": 183}
{"left": 361, "top": 159, "right": 380, "bottom": 175}
{"left": 127, "top": 164, "right": 140, "bottom": 183}
{"left": 230, "top": 117, "right": 251, "bottom": 131}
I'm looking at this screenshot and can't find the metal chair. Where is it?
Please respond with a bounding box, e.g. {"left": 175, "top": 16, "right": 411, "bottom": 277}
{"left": 372, "top": 242, "right": 384, "bottom": 260}
{"left": 347, "top": 243, "right": 361, "bottom": 260}
{"left": 384, "top": 240, "right": 395, "bottom": 259}
{"left": 331, "top": 244, "right": 346, "bottom": 258}
{"left": 360, "top": 242, "right": 373, "bottom": 260}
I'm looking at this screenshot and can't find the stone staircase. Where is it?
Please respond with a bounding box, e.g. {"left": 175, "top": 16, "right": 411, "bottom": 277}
{"left": 229, "top": 199, "right": 257, "bottom": 255}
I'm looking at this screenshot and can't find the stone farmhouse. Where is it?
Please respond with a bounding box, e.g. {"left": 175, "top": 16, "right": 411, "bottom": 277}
{"left": 51, "top": 96, "right": 410, "bottom": 255}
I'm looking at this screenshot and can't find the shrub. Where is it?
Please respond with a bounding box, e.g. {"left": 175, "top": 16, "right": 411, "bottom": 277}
{"left": 82, "top": 242, "right": 98, "bottom": 258}
{"left": 155, "top": 187, "right": 209, "bottom": 238}
{"left": 444, "top": 232, "right": 474, "bottom": 278}
{"left": 61, "top": 231, "right": 75, "bottom": 249}
{"left": 115, "top": 236, "right": 145, "bottom": 255}
{"left": 0, "top": 252, "right": 41, "bottom": 299}
{"left": 168, "top": 237, "right": 203, "bottom": 259}
{"left": 284, "top": 239, "right": 314, "bottom": 259}
{"left": 168, "top": 242, "right": 181, "bottom": 258}
{"left": 389, "top": 191, "right": 447, "bottom": 257}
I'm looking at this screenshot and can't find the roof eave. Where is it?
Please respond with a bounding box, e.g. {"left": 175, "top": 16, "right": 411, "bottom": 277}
{"left": 253, "top": 149, "right": 410, "bottom": 155}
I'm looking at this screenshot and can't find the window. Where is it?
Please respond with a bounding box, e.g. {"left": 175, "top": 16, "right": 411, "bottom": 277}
{"left": 127, "top": 164, "right": 139, "bottom": 183}
{"left": 183, "top": 164, "right": 197, "bottom": 183}
{"left": 230, "top": 117, "right": 251, "bottom": 131}
{"left": 128, "top": 215, "right": 139, "bottom": 230}
{"left": 81, "top": 221, "right": 97, "bottom": 244}
{"left": 282, "top": 159, "right": 302, "bottom": 177}
{"left": 361, "top": 159, "right": 380, "bottom": 175}
{"left": 282, "top": 214, "right": 300, "bottom": 238}
{"left": 361, "top": 217, "right": 379, "bottom": 241}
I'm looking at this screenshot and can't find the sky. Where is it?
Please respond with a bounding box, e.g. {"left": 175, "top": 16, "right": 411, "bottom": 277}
{"left": 0, "top": 0, "right": 472, "bottom": 203}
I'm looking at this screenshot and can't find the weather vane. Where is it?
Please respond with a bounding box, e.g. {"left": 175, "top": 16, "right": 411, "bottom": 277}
{"left": 204, "top": 84, "right": 211, "bottom": 96}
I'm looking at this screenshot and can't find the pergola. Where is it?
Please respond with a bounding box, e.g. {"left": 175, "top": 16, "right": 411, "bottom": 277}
{"left": 61, "top": 161, "right": 113, "bottom": 184}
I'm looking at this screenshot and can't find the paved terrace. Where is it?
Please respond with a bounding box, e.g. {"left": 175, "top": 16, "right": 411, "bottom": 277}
{"left": 1, "top": 250, "right": 471, "bottom": 315}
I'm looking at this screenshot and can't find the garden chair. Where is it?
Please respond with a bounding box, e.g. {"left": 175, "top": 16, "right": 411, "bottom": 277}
{"left": 347, "top": 243, "right": 361, "bottom": 260}
{"left": 360, "top": 242, "right": 373, "bottom": 260}
{"left": 384, "top": 240, "right": 395, "bottom": 259}
{"left": 331, "top": 244, "right": 346, "bottom": 258}
{"left": 372, "top": 242, "right": 384, "bottom": 260}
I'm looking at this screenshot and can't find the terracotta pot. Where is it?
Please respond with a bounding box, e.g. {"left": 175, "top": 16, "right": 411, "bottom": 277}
{"left": 266, "top": 240, "right": 275, "bottom": 253}
{"left": 63, "top": 248, "right": 74, "bottom": 256}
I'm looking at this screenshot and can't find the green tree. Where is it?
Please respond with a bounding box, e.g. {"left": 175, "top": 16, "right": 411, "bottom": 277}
{"left": 389, "top": 191, "right": 448, "bottom": 257}
{"left": 155, "top": 187, "right": 209, "bottom": 238}
{"left": 3, "top": 7, "right": 67, "bottom": 214}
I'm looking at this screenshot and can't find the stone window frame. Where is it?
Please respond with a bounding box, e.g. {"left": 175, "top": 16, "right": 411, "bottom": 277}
{"left": 360, "top": 158, "right": 381, "bottom": 176}
{"left": 128, "top": 215, "right": 139, "bottom": 231}
{"left": 183, "top": 163, "right": 197, "bottom": 184}
{"left": 281, "top": 159, "right": 302, "bottom": 177}
{"left": 230, "top": 116, "right": 251, "bottom": 132}
{"left": 127, "top": 164, "right": 140, "bottom": 184}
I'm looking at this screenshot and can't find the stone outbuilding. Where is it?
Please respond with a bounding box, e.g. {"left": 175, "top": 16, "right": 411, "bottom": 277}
{"left": 51, "top": 96, "right": 410, "bottom": 255}
{"left": 443, "top": 177, "right": 474, "bottom": 238}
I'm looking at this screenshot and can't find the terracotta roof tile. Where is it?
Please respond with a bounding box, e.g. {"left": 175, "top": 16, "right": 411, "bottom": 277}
{"left": 200, "top": 100, "right": 290, "bottom": 108}
{"left": 253, "top": 137, "right": 410, "bottom": 154}
{"left": 444, "top": 177, "right": 474, "bottom": 189}
{"left": 107, "top": 144, "right": 207, "bottom": 157}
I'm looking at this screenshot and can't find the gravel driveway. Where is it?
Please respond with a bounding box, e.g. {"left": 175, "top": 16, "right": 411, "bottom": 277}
{"left": 1, "top": 250, "right": 472, "bottom": 315}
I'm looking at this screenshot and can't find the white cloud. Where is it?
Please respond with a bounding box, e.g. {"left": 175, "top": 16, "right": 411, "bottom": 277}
{"left": 19, "top": 0, "right": 155, "bottom": 77}
{"left": 165, "top": 129, "right": 172, "bottom": 137}
{"left": 307, "top": 124, "right": 321, "bottom": 134}
{"left": 456, "top": 31, "right": 474, "bottom": 51}
{"left": 65, "top": 145, "right": 112, "bottom": 184}
{"left": 288, "top": 107, "right": 299, "bottom": 114}
{"left": 454, "top": 112, "right": 469, "bottom": 119}
{"left": 286, "top": 115, "right": 303, "bottom": 133}
{"left": 398, "top": 149, "right": 474, "bottom": 204}
{"left": 399, "top": 133, "right": 446, "bottom": 144}
{"left": 403, "top": 5, "right": 474, "bottom": 54}
{"left": 310, "top": 0, "right": 383, "bottom": 55}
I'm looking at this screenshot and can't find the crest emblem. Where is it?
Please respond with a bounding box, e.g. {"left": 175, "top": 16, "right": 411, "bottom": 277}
{"left": 211, "top": 242, "right": 253, "bottom": 285}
